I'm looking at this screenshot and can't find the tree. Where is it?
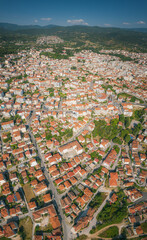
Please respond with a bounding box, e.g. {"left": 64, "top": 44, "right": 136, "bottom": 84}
{"left": 124, "top": 134, "right": 131, "bottom": 143}
{"left": 71, "top": 66, "right": 77, "bottom": 70}
{"left": 119, "top": 114, "right": 125, "bottom": 123}
{"left": 132, "top": 123, "right": 142, "bottom": 136}
{"left": 18, "top": 226, "right": 26, "bottom": 240}
{"left": 46, "top": 130, "right": 52, "bottom": 140}
{"left": 130, "top": 96, "right": 136, "bottom": 102}
{"left": 113, "top": 145, "right": 120, "bottom": 154}
{"left": 113, "top": 137, "right": 122, "bottom": 145}
{"left": 134, "top": 109, "right": 145, "bottom": 122}
{"left": 124, "top": 117, "right": 130, "bottom": 128}
{"left": 50, "top": 92, "right": 54, "bottom": 97}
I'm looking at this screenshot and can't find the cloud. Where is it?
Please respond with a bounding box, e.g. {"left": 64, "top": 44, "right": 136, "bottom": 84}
{"left": 104, "top": 24, "right": 111, "bottom": 27}
{"left": 34, "top": 19, "right": 38, "bottom": 23}
{"left": 123, "top": 22, "right": 130, "bottom": 25}
{"left": 67, "top": 19, "right": 89, "bottom": 26}
{"left": 137, "top": 21, "right": 145, "bottom": 24}
{"left": 40, "top": 18, "right": 52, "bottom": 21}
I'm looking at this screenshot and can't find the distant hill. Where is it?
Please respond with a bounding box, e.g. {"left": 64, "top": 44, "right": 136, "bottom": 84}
{"left": 129, "top": 28, "right": 147, "bottom": 33}
{"left": 0, "top": 22, "right": 147, "bottom": 56}
{"left": 0, "top": 22, "right": 147, "bottom": 33}
{"left": 0, "top": 23, "right": 59, "bottom": 31}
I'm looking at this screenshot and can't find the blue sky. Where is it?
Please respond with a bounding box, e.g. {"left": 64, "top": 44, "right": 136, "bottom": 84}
{"left": 0, "top": 0, "right": 146, "bottom": 28}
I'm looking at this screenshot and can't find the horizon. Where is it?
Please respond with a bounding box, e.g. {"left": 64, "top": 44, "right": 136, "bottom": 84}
{"left": 0, "top": 21, "right": 147, "bottom": 29}
{"left": 0, "top": 0, "right": 146, "bottom": 28}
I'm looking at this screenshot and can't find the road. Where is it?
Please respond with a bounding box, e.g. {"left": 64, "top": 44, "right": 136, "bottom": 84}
{"left": 125, "top": 146, "right": 147, "bottom": 187}
{"left": 78, "top": 192, "right": 111, "bottom": 236}
{"left": 0, "top": 93, "right": 146, "bottom": 239}
{"left": 28, "top": 125, "right": 70, "bottom": 240}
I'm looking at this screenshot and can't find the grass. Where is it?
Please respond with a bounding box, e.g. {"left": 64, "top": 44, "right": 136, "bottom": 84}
{"left": 19, "top": 217, "right": 33, "bottom": 240}
{"left": 23, "top": 183, "right": 35, "bottom": 202}
{"left": 99, "top": 226, "right": 119, "bottom": 238}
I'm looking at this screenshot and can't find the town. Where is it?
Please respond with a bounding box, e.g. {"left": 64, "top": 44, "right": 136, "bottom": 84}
{"left": 0, "top": 42, "right": 146, "bottom": 240}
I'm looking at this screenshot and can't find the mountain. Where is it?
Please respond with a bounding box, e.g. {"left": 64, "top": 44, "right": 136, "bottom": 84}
{"left": 129, "top": 28, "right": 147, "bottom": 33}
{"left": 0, "top": 22, "right": 59, "bottom": 31}
{"left": 0, "top": 22, "right": 147, "bottom": 33}
{"left": 0, "top": 23, "right": 147, "bottom": 56}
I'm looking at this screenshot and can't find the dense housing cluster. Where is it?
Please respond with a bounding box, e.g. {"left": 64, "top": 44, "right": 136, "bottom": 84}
{"left": 0, "top": 42, "right": 146, "bottom": 240}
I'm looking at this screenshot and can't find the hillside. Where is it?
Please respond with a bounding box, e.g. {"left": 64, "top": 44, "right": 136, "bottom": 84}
{"left": 0, "top": 23, "right": 147, "bottom": 58}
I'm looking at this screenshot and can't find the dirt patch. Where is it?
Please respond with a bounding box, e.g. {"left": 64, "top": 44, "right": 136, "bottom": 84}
{"left": 23, "top": 183, "right": 35, "bottom": 202}
{"left": 19, "top": 217, "right": 33, "bottom": 240}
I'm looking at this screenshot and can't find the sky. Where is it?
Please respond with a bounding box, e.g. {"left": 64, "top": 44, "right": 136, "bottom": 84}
{"left": 0, "top": 0, "right": 147, "bottom": 28}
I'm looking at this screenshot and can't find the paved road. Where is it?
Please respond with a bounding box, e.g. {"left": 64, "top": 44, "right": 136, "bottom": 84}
{"left": 79, "top": 192, "right": 111, "bottom": 236}
{"left": 28, "top": 125, "right": 70, "bottom": 240}
{"left": 134, "top": 192, "right": 147, "bottom": 204}
{"left": 125, "top": 146, "right": 147, "bottom": 187}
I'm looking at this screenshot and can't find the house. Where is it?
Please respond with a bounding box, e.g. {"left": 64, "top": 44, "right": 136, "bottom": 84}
{"left": 134, "top": 225, "right": 143, "bottom": 235}
{"left": 124, "top": 188, "right": 143, "bottom": 202}
{"left": 43, "top": 193, "right": 52, "bottom": 203}
{"left": 103, "top": 148, "right": 118, "bottom": 169}
{"left": 110, "top": 192, "right": 118, "bottom": 203}
{"left": 1, "top": 208, "right": 9, "bottom": 219}
{"left": 99, "top": 139, "right": 111, "bottom": 151}
{"left": 3, "top": 222, "right": 18, "bottom": 238}
{"left": 28, "top": 201, "right": 37, "bottom": 210}
{"left": 29, "top": 159, "right": 38, "bottom": 167}
{"left": 109, "top": 172, "right": 118, "bottom": 187}
{"left": 33, "top": 182, "right": 48, "bottom": 195}
{"left": 0, "top": 172, "right": 6, "bottom": 185}
{"left": 2, "top": 182, "right": 11, "bottom": 195}
{"left": 58, "top": 140, "right": 83, "bottom": 158}
{"left": 1, "top": 120, "right": 14, "bottom": 130}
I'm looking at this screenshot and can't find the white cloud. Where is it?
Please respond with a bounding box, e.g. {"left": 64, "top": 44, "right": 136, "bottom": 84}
{"left": 104, "top": 24, "right": 111, "bottom": 27}
{"left": 137, "top": 21, "right": 145, "bottom": 24}
{"left": 67, "top": 19, "right": 89, "bottom": 26}
{"left": 123, "top": 22, "right": 130, "bottom": 25}
{"left": 34, "top": 19, "right": 38, "bottom": 23}
{"left": 40, "top": 18, "right": 52, "bottom": 21}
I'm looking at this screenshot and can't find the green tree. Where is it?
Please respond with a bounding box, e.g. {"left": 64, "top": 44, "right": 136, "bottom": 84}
{"left": 124, "top": 134, "right": 131, "bottom": 143}
{"left": 125, "top": 117, "right": 130, "bottom": 128}
{"left": 134, "top": 109, "right": 145, "bottom": 122}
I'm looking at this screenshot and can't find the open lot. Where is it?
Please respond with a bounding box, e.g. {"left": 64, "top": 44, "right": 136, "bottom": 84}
{"left": 19, "top": 217, "right": 33, "bottom": 240}
{"left": 23, "top": 184, "right": 35, "bottom": 202}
